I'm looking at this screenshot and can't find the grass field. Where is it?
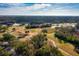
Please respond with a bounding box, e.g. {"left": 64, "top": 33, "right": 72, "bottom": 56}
{"left": 0, "top": 25, "right": 79, "bottom": 56}
{"left": 47, "top": 33, "right": 79, "bottom": 56}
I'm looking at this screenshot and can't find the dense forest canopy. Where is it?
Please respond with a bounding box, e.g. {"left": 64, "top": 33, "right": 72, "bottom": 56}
{"left": 0, "top": 16, "right": 79, "bottom": 24}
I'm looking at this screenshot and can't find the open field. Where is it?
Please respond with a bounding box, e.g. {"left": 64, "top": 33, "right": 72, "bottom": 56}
{"left": 47, "top": 33, "right": 79, "bottom": 56}
{"left": 0, "top": 25, "right": 79, "bottom": 56}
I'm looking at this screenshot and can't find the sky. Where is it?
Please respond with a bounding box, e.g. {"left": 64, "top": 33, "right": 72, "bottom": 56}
{"left": 0, "top": 3, "right": 79, "bottom": 16}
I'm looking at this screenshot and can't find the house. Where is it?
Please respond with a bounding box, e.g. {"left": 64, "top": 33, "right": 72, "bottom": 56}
{"left": 12, "top": 23, "right": 20, "bottom": 26}
{"left": 51, "top": 23, "right": 77, "bottom": 28}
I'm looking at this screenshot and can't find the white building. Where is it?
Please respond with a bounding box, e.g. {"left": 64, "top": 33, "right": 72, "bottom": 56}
{"left": 12, "top": 23, "right": 21, "bottom": 26}
{"left": 51, "top": 23, "right": 77, "bottom": 28}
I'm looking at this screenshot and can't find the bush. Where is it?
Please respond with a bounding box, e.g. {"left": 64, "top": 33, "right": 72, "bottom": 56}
{"left": 42, "top": 29, "right": 48, "bottom": 33}
{"left": 31, "top": 33, "right": 47, "bottom": 49}
{"left": 25, "top": 24, "right": 31, "bottom": 29}
{"left": 0, "top": 25, "right": 8, "bottom": 32}
{"left": 2, "top": 33, "right": 16, "bottom": 42}
{"left": 0, "top": 47, "right": 12, "bottom": 56}
{"left": 15, "top": 41, "right": 34, "bottom": 56}
{"left": 35, "top": 44, "right": 63, "bottom": 56}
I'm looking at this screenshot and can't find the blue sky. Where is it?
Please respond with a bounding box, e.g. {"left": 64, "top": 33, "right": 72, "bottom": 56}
{"left": 0, "top": 3, "right": 79, "bottom": 16}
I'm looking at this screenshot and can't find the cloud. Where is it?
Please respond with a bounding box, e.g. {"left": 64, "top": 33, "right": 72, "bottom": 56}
{"left": 29, "top": 4, "right": 51, "bottom": 10}
{"left": 0, "top": 3, "right": 27, "bottom": 8}
{"left": 31, "top": 9, "right": 79, "bottom": 16}
{"left": 0, "top": 3, "right": 79, "bottom": 16}
{"left": 0, "top": 3, "right": 52, "bottom": 15}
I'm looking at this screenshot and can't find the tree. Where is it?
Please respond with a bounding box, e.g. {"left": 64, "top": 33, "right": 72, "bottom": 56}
{"left": 0, "top": 46, "right": 12, "bottom": 56}
{"left": 2, "top": 33, "right": 16, "bottom": 42}
{"left": 42, "top": 29, "right": 48, "bottom": 33}
{"left": 14, "top": 41, "right": 34, "bottom": 56}
{"left": 76, "top": 23, "right": 79, "bottom": 29}
{"left": 35, "top": 44, "right": 63, "bottom": 56}
{"left": 31, "top": 33, "right": 47, "bottom": 49}
{"left": 0, "top": 25, "right": 8, "bottom": 32}
{"left": 25, "top": 24, "right": 31, "bottom": 29}
{"left": 0, "top": 47, "right": 4, "bottom": 55}
{"left": 55, "top": 27, "right": 79, "bottom": 51}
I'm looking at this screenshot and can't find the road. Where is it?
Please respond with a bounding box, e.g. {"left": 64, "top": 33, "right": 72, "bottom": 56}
{"left": 48, "top": 38, "right": 72, "bottom": 56}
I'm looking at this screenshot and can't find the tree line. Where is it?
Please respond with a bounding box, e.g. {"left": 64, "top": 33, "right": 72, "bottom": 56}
{"left": 54, "top": 26, "right": 79, "bottom": 53}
